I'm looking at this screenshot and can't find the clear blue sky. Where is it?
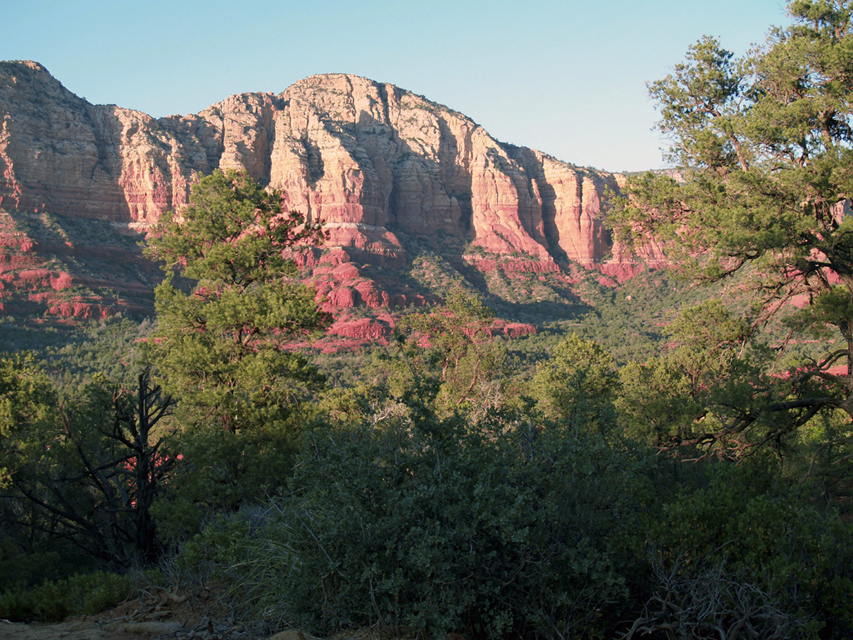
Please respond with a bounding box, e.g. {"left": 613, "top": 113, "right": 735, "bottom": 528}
{"left": 4, "top": 0, "right": 788, "bottom": 173}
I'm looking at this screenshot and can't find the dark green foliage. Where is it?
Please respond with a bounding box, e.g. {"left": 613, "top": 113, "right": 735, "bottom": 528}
{"left": 190, "top": 405, "right": 655, "bottom": 640}
{"left": 567, "top": 269, "right": 739, "bottom": 366}
{"left": 0, "top": 358, "right": 174, "bottom": 567}
{"left": 0, "top": 316, "right": 154, "bottom": 391}
{"left": 617, "top": 300, "right": 767, "bottom": 452}
{"left": 643, "top": 463, "right": 853, "bottom": 638}
{"left": 531, "top": 334, "right": 620, "bottom": 435}
{"left": 145, "top": 169, "right": 328, "bottom": 434}
{"left": 0, "top": 319, "right": 68, "bottom": 355}
{"left": 0, "top": 571, "right": 133, "bottom": 622}
{"left": 44, "top": 316, "right": 154, "bottom": 388}
{"left": 150, "top": 418, "right": 303, "bottom": 542}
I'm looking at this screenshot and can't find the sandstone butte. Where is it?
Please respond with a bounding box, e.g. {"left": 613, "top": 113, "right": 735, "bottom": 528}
{"left": 0, "top": 60, "right": 665, "bottom": 338}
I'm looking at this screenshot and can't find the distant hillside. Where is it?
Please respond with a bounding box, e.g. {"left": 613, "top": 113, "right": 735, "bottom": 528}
{"left": 0, "top": 61, "right": 666, "bottom": 340}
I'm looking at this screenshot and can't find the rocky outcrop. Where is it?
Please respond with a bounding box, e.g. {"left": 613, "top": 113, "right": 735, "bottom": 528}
{"left": 0, "top": 62, "right": 632, "bottom": 268}
{"left": 0, "top": 208, "right": 159, "bottom": 320}
{"left": 0, "top": 61, "right": 663, "bottom": 327}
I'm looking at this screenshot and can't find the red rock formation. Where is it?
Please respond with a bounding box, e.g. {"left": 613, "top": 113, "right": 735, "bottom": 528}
{"left": 464, "top": 256, "right": 562, "bottom": 274}
{"left": 0, "top": 61, "right": 670, "bottom": 329}
{"left": 0, "top": 63, "right": 630, "bottom": 271}
{"left": 0, "top": 208, "right": 159, "bottom": 320}
{"left": 327, "top": 315, "right": 394, "bottom": 340}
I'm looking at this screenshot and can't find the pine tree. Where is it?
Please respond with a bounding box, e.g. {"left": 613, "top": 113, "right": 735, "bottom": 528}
{"left": 145, "top": 169, "right": 329, "bottom": 434}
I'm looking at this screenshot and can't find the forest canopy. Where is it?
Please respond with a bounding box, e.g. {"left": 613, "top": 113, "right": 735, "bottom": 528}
{"left": 610, "top": 0, "right": 853, "bottom": 459}
{"left": 1, "top": 2, "right": 853, "bottom": 639}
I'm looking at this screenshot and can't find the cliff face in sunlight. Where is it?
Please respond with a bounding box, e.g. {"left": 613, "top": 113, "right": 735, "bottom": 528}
{"left": 0, "top": 61, "right": 661, "bottom": 330}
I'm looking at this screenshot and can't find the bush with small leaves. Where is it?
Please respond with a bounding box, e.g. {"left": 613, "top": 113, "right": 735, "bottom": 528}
{"left": 0, "top": 571, "right": 133, "bottom": 622}
{"left": 193, "top": 401, "right": 656, "bottom": 639}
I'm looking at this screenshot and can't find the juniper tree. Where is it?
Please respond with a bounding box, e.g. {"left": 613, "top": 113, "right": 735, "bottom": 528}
{"left": 145, "top": 169, "right": 328, "bottom": 434}
{"left": 610, "top": 0, "right": 853, "bottom": 457}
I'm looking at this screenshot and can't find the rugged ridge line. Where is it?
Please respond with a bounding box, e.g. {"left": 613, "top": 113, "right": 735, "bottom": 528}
{"left": 0, "top": 61, "right": 667, "bottom": 332}
{"left": 0, "top": 62, "right": 645, "bottom": 266}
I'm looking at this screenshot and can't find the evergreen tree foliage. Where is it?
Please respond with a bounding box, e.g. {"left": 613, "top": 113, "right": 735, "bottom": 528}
{"left": 617, "top": 301, "right": 766, "bottom": 453}
{"left": 0, "top": 357, "right": 174, "bottom": 568}
{"left": 145, "top": 169, "right": 329, "bottom": 434}
{"left": 531, "top": 334, "right": 620, "bottom": 436}
{"left": 610, "top": 0, "right": 853, "bottom": 453}
{"left": 387, "top": 289, "right": 507, "bottom": 415}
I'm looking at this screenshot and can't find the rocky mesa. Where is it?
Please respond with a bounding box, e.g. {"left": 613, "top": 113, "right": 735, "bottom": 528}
{"left": 0, "top": 61, "right": 659, "bottom": 331}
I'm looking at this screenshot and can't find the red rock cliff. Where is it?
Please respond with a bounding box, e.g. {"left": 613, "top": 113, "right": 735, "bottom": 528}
{"left": 0, "top": 62, "right": 638, "bottom": 271}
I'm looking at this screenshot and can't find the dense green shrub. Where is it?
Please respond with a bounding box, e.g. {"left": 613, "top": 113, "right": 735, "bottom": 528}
{"left": 0, "top": 571, "right": 133, "bottom": 622}
{"left": 644, "top": 464, "right": 853, "bottom": 639}
{"left": 189, "top": 403, "right": 656, "bottom": 639}
{"left": 151, "top": 413, "right": 308, "bottom": 543}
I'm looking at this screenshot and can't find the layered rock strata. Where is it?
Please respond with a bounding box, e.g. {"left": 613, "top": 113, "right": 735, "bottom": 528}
{"left": 0, "top": 62, "right": 646, "bottom": 265}
{"left": 0, "top": 61, "right": 664, "bottom": 327}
